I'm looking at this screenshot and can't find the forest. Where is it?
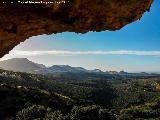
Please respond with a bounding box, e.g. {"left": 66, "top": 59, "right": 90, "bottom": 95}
{"left": 0, "top": 69, "right": 160, "bottom": 120}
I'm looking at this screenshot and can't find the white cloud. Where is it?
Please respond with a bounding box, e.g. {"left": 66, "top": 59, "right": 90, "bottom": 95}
{"left": 1, "top": 50, "right": 160, "bottom": 60}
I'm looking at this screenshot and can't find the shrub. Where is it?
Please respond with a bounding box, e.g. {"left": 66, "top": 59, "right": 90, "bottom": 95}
{"left": 16, "top": 105, "right": 51, "bottom": 120}
{"left": 44, "top": 110, "right": 66, "bottom": 120}
{"left": 99, "top": 109, "right": 116, "bottom": 120}
{"left": 70, "top": 105, "right": 100, "bottom": 120}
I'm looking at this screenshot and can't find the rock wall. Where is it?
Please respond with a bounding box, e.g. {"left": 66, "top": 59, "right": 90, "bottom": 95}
{"left": 0, "top": 0, "right": 153, "bottom": 57}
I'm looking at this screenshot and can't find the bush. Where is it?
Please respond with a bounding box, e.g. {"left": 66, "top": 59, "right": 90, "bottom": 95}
{"left": 16, "top": 105, "right": 51, "bottom": 120}
{"left": 70, "top": 105, "right": 100, "bottom": 120}
{"left": 44, "top": 110, "right": 66, "bottom": 120}
{"left": 99, "top": 109, "right": 116, "bottom": 120}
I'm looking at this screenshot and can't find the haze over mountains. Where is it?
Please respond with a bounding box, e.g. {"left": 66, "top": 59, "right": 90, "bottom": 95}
{"left": 0, "top": 58, "right": 46, "bottom": 73}
{"left": 0, "top": 58, "right": 158, "bottom": 76}
{"left": 0, "top": 58, "right": 103, "bottom": 74}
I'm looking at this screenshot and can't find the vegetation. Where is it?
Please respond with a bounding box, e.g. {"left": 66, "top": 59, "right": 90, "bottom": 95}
{"left": 0, "top": 69, "right": 160, "bottom": 120}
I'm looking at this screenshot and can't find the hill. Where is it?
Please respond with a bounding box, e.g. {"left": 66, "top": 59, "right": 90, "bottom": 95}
{"left": 0, "top": 68, "right": 160, "bottom": 119}
{"left": 0, "top": 58, "right": 103, "bottom": 74}
{"left": 0, "top": 58, "right": 46, "bottom": 73}
{"left": 0, "top": 58, "right": 158, "bottom": 77}
{"left": 45, "top": 65, "right": 88, "bottom": 73}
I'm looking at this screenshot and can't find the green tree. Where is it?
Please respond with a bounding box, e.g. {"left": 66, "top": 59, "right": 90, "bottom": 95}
{"left": 99, "top": 109, "right": 116, "bottom": 120}
{"left": 44, "top": 110, "right": 66, "bottom": 120}
{"left": 16, "top": 105, "right": 51, "bottom": 120}
{"left": 70, "top": 105, "right": 100, "bottom": 120}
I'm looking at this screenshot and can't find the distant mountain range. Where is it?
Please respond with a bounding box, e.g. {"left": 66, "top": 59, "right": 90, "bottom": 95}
{"left": 0, "top": 58, "right": 158, "bottom": 76}
{"left": 0, "top": 58, "right": 45, "bottom": 73}
{"left": 0, "top": 58, "right": 103, "bottom": 74}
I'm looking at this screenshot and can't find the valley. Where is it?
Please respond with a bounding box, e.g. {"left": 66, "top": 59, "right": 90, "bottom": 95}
{"left": 0, "top": 65, "right": 160, "bottom": 119}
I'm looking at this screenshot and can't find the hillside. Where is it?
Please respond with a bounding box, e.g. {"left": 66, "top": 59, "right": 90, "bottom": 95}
{"left": 46, "top": 65, "right": 88, "bottom": 73}
{"left": 0, "top": 58, "right": 94, "bottom": 74}
{"left": 0, "top": 69, "right": 160, "bottom": 119}
{"left": 0, "top": 84, "right": 74, "bottom": 120}
{"left": 0, "top": 58, "right": 158, "bottom": 77}
{"left": 0, "top": 58, "right": 46, "bottom": 73}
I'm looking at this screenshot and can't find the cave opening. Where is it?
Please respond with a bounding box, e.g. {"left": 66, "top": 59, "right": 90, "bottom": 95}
{"left": 0, "top": 0, "right": 153, "bottom": 58}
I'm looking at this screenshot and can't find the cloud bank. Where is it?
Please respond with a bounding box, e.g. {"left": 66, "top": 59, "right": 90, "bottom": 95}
{"left": 2, "top": 50, "right": 160, "bottom": 57}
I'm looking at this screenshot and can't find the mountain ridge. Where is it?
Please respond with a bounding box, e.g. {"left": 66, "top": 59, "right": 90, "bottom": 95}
{"left": 0, "top": 58, "right": 101, "bottom": 74}
{"left": 0, "top": 58, "right": 158, "bottom": 76}
{"left": 0, "top": 58, "right": 46, "bottom": 73}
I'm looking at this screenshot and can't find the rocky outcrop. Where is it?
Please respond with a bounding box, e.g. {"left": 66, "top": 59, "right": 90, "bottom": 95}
{"left": 0, "top": 0, "right": 153, "bottom": 57}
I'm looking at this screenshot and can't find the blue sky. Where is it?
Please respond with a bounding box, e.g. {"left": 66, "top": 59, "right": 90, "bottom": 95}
{"left": 1, "top": 0, "right": 160, "bottom": 72}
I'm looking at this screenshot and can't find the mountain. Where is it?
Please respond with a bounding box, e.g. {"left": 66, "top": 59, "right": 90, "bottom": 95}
{"left": 44, "top": 65, "right": 88, "bottom": 73}
{"left": 89, "top": 69, "right": 103, "bottom": 73}
{"left": 106, "top": 71, "right": 119, "bottom": 74}
{"left": 0, "top": 58, "right": 46, "bottom": 73}
{"left": 119, "top": 71, "right": 129, "bottom": 75}
{"left": 0, "top": 58, "right": 89, "bottom": 74}
{"left": 0, "top": 58, "right": 157, "bottom": 76}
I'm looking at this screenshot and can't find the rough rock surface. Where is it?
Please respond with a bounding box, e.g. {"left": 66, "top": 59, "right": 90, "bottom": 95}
{"left": 0, "top": 0, "right": 153, "bottom": 57}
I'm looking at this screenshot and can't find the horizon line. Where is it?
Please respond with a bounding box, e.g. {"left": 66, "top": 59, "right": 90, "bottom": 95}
{"left": 0, "top": 57, "right": 160, "bottom": 74}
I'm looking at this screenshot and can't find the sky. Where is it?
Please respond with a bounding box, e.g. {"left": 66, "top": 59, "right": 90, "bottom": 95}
{"left": 1, "top": 0, "right": 160, "bottom": 73}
